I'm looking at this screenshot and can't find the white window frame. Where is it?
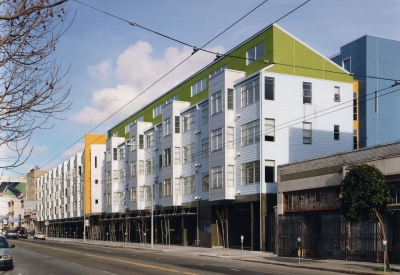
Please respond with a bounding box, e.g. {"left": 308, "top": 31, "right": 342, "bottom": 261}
{"left": 241, "top": 160, "right": 260, "bottom": 185}
{"left": 211, "top": 128, "right": 223, "bottom": 152}
{"left": 241, "top": 79, "right": 260, "bottom": 107}
{"left": 212, "top": 166, "right": 223, "bottom": 189}
{"left": 303, "top": 122, "right": 312, "bottom": 144}
{"left": 265, "top": 118, "right": 275, "bottom": 142}
{"left": 164, "top": 117, "right": 171, "bottom": 136}
{"left": 211, "top": 90, "right": 222, "bottom": 115}
{"left": 247, "top": 41, "right": 264, "bottom": 65}
{"left": 191, "top": 77, "right": 207, "bottom": 96}
{"left": 241, "top": 119, "right": 260, "bottom": 146}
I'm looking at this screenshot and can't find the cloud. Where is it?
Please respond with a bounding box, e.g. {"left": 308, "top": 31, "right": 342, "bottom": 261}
{"left": 32, "top": 145, "right": 48, "bottom": 156}
{"left": 72, "top": 41, "right": 224, "bottom": 125}
{"left": 87, "top": 59, "right": 113, "bottom": 81}
{"left": 60, "top": 142, "right": 84, "bottom": 158}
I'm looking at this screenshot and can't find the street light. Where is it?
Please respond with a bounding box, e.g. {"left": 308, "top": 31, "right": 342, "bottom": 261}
{"left": 195, "top": 196, "right": 201, "bottom": 246}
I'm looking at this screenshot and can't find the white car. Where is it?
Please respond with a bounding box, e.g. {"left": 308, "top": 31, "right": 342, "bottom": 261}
{"left": 34, "top": 231, "right": 46, "bottom": 240}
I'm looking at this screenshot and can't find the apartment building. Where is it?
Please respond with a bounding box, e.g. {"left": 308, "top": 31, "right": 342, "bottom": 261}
{"left": 103, "top": 24, "right": 355, "bottom": 250}
{"left": 331, "top": 35, "right": 400, "bottom": 148}
{"left": 35, "top": 134, "right": 107, "bottom": 238}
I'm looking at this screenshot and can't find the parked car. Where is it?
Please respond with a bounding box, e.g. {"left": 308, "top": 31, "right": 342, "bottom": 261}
{"left": 6, "top": 230, "right": 17, "bottom": 240}
{"left": 34, "top": 231, "right": 46, "bottom": 240}
{"left": 15, "top": 227, "right": 28, "bottom": 239}
{"left": 0, "top": 234, "right": 14, "bottom": 270}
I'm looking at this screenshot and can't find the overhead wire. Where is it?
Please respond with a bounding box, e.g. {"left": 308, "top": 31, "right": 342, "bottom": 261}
{"left": 20, "top": 0, "right": 276, "bottom": 174}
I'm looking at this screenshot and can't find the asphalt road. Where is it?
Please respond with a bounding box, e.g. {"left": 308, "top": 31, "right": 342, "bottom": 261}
{"left": 1, "top": 238, "right": 343, "bottom": 275}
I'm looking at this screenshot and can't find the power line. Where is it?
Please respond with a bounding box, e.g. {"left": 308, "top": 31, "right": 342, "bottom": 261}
{"left": 24, "top": 0, "right": 276, "bottom": 174}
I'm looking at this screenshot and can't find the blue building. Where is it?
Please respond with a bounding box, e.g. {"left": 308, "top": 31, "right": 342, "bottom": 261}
{"left": 331, "top": 35, "right": 400, "bottom": 148}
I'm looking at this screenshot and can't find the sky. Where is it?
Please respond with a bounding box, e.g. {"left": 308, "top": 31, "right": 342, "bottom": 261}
{"left": 3, "top": 0, "right": 400, "bottom": 177}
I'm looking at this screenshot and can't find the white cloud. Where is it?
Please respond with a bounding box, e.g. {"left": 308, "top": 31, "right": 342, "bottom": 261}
{"left": 60, "top": 142, "right": 84, "bottom": 158}
{"left": 87, "top": 59, "right": 113, "bottom": 81}
{"left": 72, "top": 41, "right": 224, "bottom": 125}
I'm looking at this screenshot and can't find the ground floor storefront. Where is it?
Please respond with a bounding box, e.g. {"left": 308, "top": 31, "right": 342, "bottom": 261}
{"left": 276, "top": 211, "right": 400, "bottom": 263}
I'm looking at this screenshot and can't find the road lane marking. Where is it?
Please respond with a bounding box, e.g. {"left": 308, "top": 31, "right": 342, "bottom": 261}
{"left": 231, "top": 269, "right": 240, "bottom": 272}
{"left": 22, "top": 242, "right": 197, "bottom": 275}
{"left": 84, "top": 253, "right": 197, "bottom": 275}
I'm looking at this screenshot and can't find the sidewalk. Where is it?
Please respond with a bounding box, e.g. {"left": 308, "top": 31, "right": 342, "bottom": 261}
{"left": 47, "top": 237, "right": 400, "bottom": 275}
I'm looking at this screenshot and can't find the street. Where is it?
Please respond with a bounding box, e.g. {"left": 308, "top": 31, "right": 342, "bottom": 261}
{"left": 0, "top": 239, "right": 344, "bottom": 275}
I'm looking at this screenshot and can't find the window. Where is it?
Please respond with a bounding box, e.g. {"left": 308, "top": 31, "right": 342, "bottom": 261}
{"left": 130, "top": 162, "right": 136, "bottom": 177}
{"left": 113, "top": 131, "right": 119, "bottom": 137}
{"left": 211, "top": 128, "right": 223, "bottom": 151}
{"left": 285, "top": 187, "right": 340, "bottom": 211}
{"left": 241, "top": 160, "right": 260, "bottom": 185}
{"left": 175, "top": 116, "right": 180, "bottom": 133}
{"left": 303, "top": 122, "right": 312, "bottom": 144}
{"left": 164, "top": 179, "right": 172, "bottom": 197}
{"left": 265, "top": 160, "right": 275, "bottom": 183}
{"left": 164, "top": 148, "right": 171, "bottom": 167}
{"left": 146, "top": 186, "right": 152, "bottom": 201}
{"left": 183, "top": 144, "right": 194, "bottom": 163}
{"left": 158, "top": 127, "right": 162, "bottom": 143}
{"left": 202, "top": 172, "right": 209, "bottom": 192}
{"left": 107, "top": 193, "right": 111, "bottom": 206}
{"left": 153, "top": 103, "right": 164, "bottom": 118}
{"left": 95, "top": 179, "right": 98, "bottom": 184}
{"left": 202, "top": 104, "right": 209, "bottom": 124}
{"left": 139, "top": 135, "right": 144, "bottom": 149}
{"left": 146, "top": 132, "right": 154, "bottom": 148}
{"left": 241, "top": 119, "right": 260, "bottom": 146}
{"left": 303, "top": 82, "right": 312, "bottom": 104}
{"left": 94, "top": 156, "right": 97, "bottom": 168}
{"left": 165, "top": 94, "right": 178, "bottom": 104}
{"left": 227, "top": 89, "right": 234, "bottom": 110}
{"left": 113, "top": 170, "right": 118, "bottom": 183}
{"left": 353, "top": 93, "right": 357, "bottom": 121}
{"left": 227, "top": 127, "right": 234, "bottom": 149}
{"left": 106, "top": 171, "right": 111, "bottom": 184}
{"left": 334, "top": 86, "right": 340, "bottom": 102}
{"left": 119, "top": 169, "right": 125, "bottom": 182}
{"left": 202, "top": 138, "right": 209, "bottom": 158}
{"left": 343, "top": 58, "right": 351, "bottom": 72}
{"left": 265, "top": 118, "right": 275, "bottom": 141}
{"left": 136, "top": 115, "right": 144, "bottom": 123}
{"left": 212, "top": 166, "right": 223, "bottom": 188}
{"left": 146, "top": 159, "right": 152, "bottom": 174}
{"left": 183, "top": 175, "right": 195, "bottom": 195}
{"left": 334, "top": 125, "right": 340, "bottom": 140}
{"left": 227, "top": 165, "right": 234, "bottom": 187}
{"left": 95, "top": 199, "right": 98, "bottom": 204}
{"left": 125, "top": 122, "right": 134, "bottom": 134}
{"left": 119, "top": 147, "right": 125, "bottom": 159}
{"left": 209, "top": 64, "right": 227, "bottom": 78}
{"left": 183, "top": 111, "right": 195, "bottom": 132}
{"left": 191, "top": 77, "right": 207, "bottom": 96}
{"left": 175, "top": 178, "right": 181, "bottom": 196}
{"left": 241, "top": 79, "right": 260, "bottom": 107}
{"left": 138, "top": 160, "right": 144, "bottom": 175}
{"left": 353, "top": 129, "right": 358, "bottom": 150}
{"left": 247, "top": 42, "right": 264, "bottom": 65}
{"left": 164, "top": 118, "right": 171, "bottom": 136}
{"left": 159, "top": 183, "right": 162, "bottom": 198}
{"left": 265, "top": 77, "right": 274, "bottom": 100}
{"left": 174, "top": 147, "right": 180, "bottom": 165}
{"left": 211, "top": 91, "right": 222, "bottom": 115}
{"left": 113, "top": 148, "right": 117, "bottom": 160}
{"left": 158, "top": 155, "right": 162, "bottom": 171}
{"left": 139, "top": 187, "right": 144, "bottom": 201}
{"left": 130, "top": 136, "right": 136, "bottom": 151}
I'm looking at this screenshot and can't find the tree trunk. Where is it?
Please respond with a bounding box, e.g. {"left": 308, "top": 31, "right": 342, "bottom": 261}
{"left": 374, "top": 209, "right": 390, "bottom": 269}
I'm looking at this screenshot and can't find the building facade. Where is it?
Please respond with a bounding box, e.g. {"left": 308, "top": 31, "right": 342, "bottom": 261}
{"left": 331, "top": 35, "right": 400, "bottom": 148}
{"left": 277, "top": 140, "right": 400, "bottom": 263}
{"left": 102, "top": 24, "right": 355, "bottom": 250}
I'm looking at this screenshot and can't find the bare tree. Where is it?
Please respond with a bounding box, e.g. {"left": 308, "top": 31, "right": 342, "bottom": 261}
{"left": 216, "top": 206, "right": 229, "bottom": 255}
{"left": 0, "top": 0, "right": 73, "bottom": 171}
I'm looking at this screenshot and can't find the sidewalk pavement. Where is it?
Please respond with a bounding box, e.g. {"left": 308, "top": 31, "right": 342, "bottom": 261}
{"left": 46, "top": 237, "right": 400, "bottom": 275}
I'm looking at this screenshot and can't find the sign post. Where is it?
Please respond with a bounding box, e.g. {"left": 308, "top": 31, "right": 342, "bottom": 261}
{"left": 383, "top": 239, "right": 387, "bottom": 273}
{"left": 297, "top": 237, "right": 301, "bottom": 265}
{"left": 241, "top": 235, "right": 244, "bottom": 260}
